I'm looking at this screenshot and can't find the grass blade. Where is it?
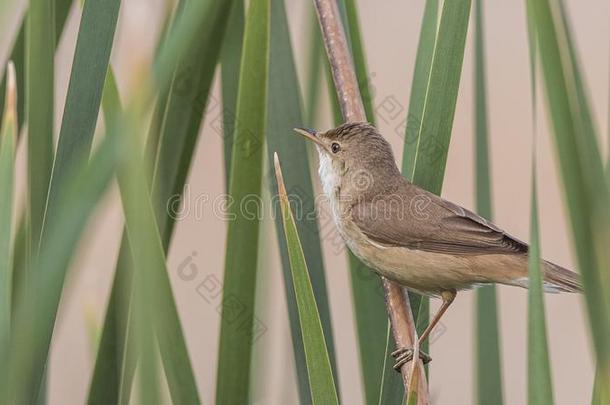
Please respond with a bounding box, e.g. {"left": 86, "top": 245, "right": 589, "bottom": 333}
{"left": 41, "top": 0, "right": 121, "bottom": 234}
{"left": 267, "top": 0, "right": 338, "bottom": 402}
{"left": 152, "top": 0, "right": 233, "bottom": 245}
{"left": 527, "top": 0, "right": 610, "bottom": 383}
{"left": 26, "top": 0, "right": 55, "bottom": 251}
{"left": 215, "top": 0, "right": 270, "bottom": 402}
{"left": 402, "top": 0, "right": 438, "bottom": 175}
{"left": 0, "top": 62, "right": 17, "bottom": 348}
{"left": 273, "top": 153, "right": 339, "bottom": 405}
{"left": 221, "top": 0, "right": 244, "bottom": 188}
{"left": 18, "top": 0, "right": 121, "bottom": 397}
{"left": 115, "top": 105, "right": 162, "bottom": 405}
{"left": 0, "top": 26, "right": 25, "bottom": 133}
{"left": 377, "top": 323, "right": 405, "bottom": 405}
{"left": 0, "top": 128, "right": 124, "bottom": 405}
{"left": 409, "top": 0, "right": 471, "bottom": 192}
{"left": 90, "top": 2, "right": 234, "bottom": 403}
{"left": 527, "top": 156, "right": 554, "bottom": 404}
{"left": 0, "top": 0, "right": 73, "bottom": 135}
{"left": 473, "top": 0, "right": 503, "bottom": 403}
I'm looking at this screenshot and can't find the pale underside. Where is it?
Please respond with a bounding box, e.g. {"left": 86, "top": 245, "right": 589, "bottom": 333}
{"left": 317, "top": 150, "right": 575, "bottom": 296}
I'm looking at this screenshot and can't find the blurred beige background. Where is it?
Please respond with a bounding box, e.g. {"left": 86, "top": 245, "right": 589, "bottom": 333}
{"left": 34, "top": 0, "right": 608, "bottom": 403}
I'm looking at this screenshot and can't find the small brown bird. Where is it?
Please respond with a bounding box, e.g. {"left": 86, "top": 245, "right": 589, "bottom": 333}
{"left": 295, "top": 122, "right": 581, "bottom": 368}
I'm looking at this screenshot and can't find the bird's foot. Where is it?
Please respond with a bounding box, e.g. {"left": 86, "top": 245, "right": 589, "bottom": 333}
{"left": 391, "top": 347, "right": 432, "bottom": 371}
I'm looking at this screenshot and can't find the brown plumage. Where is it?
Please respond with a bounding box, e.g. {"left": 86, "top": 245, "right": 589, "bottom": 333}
{"left": 296, "top": 122, "right": 581, "bottom": 295}
{"left": 295, "top": 122, "right": 580, "bottom": 365}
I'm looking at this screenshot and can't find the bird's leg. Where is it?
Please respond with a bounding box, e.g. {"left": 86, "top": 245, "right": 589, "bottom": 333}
{"left": 392, "top": 290, "right": 456, "bottom": 371}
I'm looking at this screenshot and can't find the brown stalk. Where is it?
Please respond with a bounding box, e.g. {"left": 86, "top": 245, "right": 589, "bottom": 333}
{"left": 312, "top": 0, "right": 429, "bottom": 402}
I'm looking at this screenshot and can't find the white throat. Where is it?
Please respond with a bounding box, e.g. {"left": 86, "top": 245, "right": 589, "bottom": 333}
{"left": 317, "top": 151, "right": 339, "bottom": 200}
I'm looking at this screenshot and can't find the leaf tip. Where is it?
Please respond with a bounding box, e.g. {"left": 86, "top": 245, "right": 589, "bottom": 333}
{"left": 273, "top": 152, "right": 288, "bottom": 199}
{"left": 4, "top": 61, "right": 17, "bottom": 126}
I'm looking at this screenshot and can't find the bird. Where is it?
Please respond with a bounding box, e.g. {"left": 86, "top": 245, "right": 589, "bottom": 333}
{"left": 294, "top": 122, "right": 581, "bottom": 369}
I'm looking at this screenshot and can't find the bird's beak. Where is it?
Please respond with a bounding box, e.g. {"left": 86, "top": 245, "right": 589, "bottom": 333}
{"left": 293, "top": 127, "right": 328, "bottom": 152}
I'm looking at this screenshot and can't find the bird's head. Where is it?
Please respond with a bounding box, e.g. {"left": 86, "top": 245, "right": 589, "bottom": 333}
{"left": 294, "top": 122, "right": 401, "bottom": 197}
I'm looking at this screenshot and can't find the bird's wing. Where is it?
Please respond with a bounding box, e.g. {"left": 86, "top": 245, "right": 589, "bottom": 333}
{"left": 350, "top": 181, "right": 527, "bottom": 255}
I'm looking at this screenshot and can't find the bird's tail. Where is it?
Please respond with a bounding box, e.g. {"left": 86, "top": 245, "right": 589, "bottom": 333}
{"left": 542, "top": 260, "right": 582, "bottom": 293}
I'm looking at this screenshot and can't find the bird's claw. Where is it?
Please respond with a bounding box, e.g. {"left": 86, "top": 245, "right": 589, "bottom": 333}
{"left": 391, "top": 347, "right": 432, "bottom": 371}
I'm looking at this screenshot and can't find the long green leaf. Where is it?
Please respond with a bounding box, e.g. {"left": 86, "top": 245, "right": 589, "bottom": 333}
{"left": 221, "top": 0, "right": 244, "bottom": 188}
{"left": 215, "top": 0, "right": 270, "bottom": 402}
{"left": 41, "top": 0, "right": 121, "bottom": 236}
{"left": 527, "top": 0, "right": 610, "bottom": 385}
{"left": 0, "top": 0, "right": 73, "bottom": 133}
{"left": 17, "top": 0, "right": 121, "bottom": 397}
{"left": 89, "top": 2, "right": 234, "bottom": 403}
{"left": 377, "top": 323, "right": 405, "bottom": 405}
{"left": 267, "top": 0, "right": 338, "bottom": 402}
{"left": 115, "top": 103, "right": 162, "bottom": 405}
{"left": 410, "top": 0, "right": 471, "bottom": 192}
{"left": 473, "top": 0, "right": 503, "bottom": 403}
{"left": 527, "top": 161, "right": 554, "bottom": 404}
{"left": 0, "top": 128, "right": 124, "bottom": 405}
{"left": 26, "top": 0, "right": 55, "bottom": 252}
{"left": 274, "top": 153, "right": 339, "bottom": 405}
{"left": 402, "top": 0, "right": 438, "bottom": 175}
{"left": 0, "top": 62, "right": 16, "bottom": 349}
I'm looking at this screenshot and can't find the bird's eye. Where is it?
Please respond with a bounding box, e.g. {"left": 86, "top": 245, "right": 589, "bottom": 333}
{"left": 331, "top": 142, "right": 341, "bottom": 153}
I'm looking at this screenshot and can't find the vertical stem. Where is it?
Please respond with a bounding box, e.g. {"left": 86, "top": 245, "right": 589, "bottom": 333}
{"left": 312, "top": 0, "right": 429, "bottom": 401}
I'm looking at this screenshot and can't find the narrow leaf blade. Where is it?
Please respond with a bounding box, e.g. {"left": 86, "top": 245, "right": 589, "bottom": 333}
{"left": 274, "top": 153, "right": 339, "bottom": 405}
{"left": 215, "top": 0, "right": 270, "bottom": 402}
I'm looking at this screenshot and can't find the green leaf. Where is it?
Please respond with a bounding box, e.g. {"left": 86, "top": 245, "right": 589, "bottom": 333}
{"left": 266, "top": 0, "right": 338, "bottom": 402}
{"left": 16, "top": 0, "right": 122, "bottom": 398}
{"left": 527, "top": 161, "right": 554, "bottom": 404}
{"left": 0, "top": 62, "right": 17, "bottom": 349}
{"left": 473, "top": 0, "right": 503, "bottom": 403}
{"left": 409, "top": 0, "right": 471, "bottom": 193}
{"left": 26, "top": 0, "right": 55, "bottom": 251}
{"left": 221, "top": 0, "right": 244, "bottom": 188}
{"left": 274, "top": 153, "right": 339, "bottom": 405}
{"left": 0, "top": 126, "right": 124, "bottom": 405}
{"left": 0, "top": 26, "right": 25, "bottom": 133}
{"left": 41, "top": 0, "right": 121, "bottom": 237}
{"left": 215, "top": 0, "right": 269, "bottom": 402}
{"left": 377, "top": 322, "right": 405, "bottom": 405}
{"left": 527, "top": 0, "right": 610, "bottom": 382}
{"left": 0, "top": 0, "right": 73, "bottom": 135}
{"left": 55, "top": 0, "right": 73, "bottom": 43}
{"left": 402, "top": 0, "right": 438, "bottom": 176}
{"left": 89, "top": 2, "right": 234, "bottom": 403}
{"left": 87, "top": 70, "right": 135, "bottom": 405}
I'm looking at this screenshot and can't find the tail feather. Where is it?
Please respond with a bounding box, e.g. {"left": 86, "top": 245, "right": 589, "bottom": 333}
{"left": 542, "top": 260, "right": 582, "bottom": 293}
